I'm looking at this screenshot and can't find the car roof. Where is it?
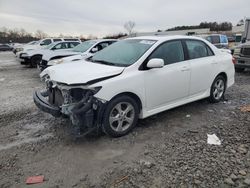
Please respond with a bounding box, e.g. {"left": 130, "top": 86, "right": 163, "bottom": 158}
{"left": 51, "top": 41, "right": 80, "bottom": 45}
{"left": 126, "top": 35, "right": 207, "bottom": 42}
{"left": 86, "top": 39, "right": 118, "bottom": 43}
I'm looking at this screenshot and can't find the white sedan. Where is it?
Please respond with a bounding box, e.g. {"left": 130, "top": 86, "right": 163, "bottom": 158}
{"left": 38, "top": 39, "right": 117, "bottom": 71}
{"left": 17, "top": 41, "right": 80, "bottom": 67}
{"left": 34, "top": 36, "right": 235, "bottom": 137}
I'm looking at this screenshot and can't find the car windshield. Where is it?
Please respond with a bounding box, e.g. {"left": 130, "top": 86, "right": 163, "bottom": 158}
{"left": 207, "top": 36, "right": 220, "bottom": 44}
{"left": 90, "top": 39, "right": 156, "bottom": 67}
{"left": 27, "top": 41, "right": 38, "bottom": 45}
{"left": 44, "top": 43, "right": 56, "bottom": 49}
{"left": 73, "top": 40, "right": 96, "bottom": 52}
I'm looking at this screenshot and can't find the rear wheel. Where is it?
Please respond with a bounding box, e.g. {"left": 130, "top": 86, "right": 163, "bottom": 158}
{"left": 30, "top": 55, "right": 42, "bottom": 68}
{"left": 209, "top": 75, "right": 226, "bottom": 103}
{"left": 102, "top": 95, "right": 139, "bottom": 137}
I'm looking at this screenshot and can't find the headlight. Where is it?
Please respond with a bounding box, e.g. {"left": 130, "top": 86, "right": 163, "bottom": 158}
{"left": 16, "top": 48, "right": 23, "bottom": 52}
{"left": 48, "top": 59, "right": 64, "bottom": 66}
{"left": 41, "top": 74, "right": 50, "bottom": 82}
{"left": 233, "top": 48, "right": 241, "bottom": 56}
{"left": 234, "top": 48, "right": 240, "bottom": 53}
{"left": 20, "top": 53, "right": 29, "bottom": 57}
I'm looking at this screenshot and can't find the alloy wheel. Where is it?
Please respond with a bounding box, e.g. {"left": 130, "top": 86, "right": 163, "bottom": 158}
{"left": 109, "top": 102, "right": 135, "bottom": 132}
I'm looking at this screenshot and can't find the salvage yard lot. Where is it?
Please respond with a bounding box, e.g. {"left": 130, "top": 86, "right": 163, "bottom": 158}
{"left": 0, "top": 51, "right": 250, "bottom": 187}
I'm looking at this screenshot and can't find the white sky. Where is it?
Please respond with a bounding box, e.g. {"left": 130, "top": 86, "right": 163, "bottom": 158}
{"left": 0, "top": 0, "right": 249, "bottom": 37}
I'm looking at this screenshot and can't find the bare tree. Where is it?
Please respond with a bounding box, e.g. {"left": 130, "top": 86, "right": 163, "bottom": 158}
{"left": 58, "top": 33, "right": 64, "bottom": 38}
{"left": 19, "top": 28, "right": 27, "bottom": 38}
{"left": 35, "top": 30, "right": 48, "bottom": 39}
{"left": 124, "top": 21, "right": 136, "bottom": 35}
{"left": 87, "top": 34, "right": 97, "bottom": 40}
{"left": 237, "top": 19, "right": 244, "bottom": 26}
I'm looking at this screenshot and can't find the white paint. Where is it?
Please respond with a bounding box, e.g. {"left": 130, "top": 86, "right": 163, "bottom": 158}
{"left": 40, "top": 35, "right": 235, "bottom": 120}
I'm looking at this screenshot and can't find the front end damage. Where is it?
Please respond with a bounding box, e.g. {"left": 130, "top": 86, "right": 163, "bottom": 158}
{"left": 33, "top": 78, "right": 107, "bottom": 137}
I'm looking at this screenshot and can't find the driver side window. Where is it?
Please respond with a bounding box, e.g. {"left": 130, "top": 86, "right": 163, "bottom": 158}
{"left": 148, "top": 40, "right": 184, "bottom": 65}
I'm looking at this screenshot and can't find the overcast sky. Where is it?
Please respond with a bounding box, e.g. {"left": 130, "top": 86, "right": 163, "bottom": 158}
{"left": 0, "top": 0, "right": 249, "bottom": 37}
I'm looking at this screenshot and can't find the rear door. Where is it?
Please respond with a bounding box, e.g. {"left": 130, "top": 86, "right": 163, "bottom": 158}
{"left": 184, "top": 39, "right": 216, "bottom": 96}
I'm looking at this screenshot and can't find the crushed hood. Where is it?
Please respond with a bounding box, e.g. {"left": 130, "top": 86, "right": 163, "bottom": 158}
{"left": 40, "top": 60, "right": 125, "bottom": 85}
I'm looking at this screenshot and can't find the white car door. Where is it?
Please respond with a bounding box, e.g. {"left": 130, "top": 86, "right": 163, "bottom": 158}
{"left": 185, "top": 40, "right": 217, "bottom": 96}
{"left": 143, "top": 40, "right": 191, "bottom": 110}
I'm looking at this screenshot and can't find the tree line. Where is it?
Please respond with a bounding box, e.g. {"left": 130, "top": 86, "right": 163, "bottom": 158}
{"left": 0, "top": 27, "right": 129, "bottom": 43}
{"left": 0, "top": 27, "right": 47, "bottom": 43}
{"left": 166, "top": 21, "right": 233, "bottom": 32}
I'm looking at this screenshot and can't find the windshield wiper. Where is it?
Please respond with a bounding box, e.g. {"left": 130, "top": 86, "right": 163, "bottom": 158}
{"left": 92, "top": 59, "right": 116, "bottom": 66}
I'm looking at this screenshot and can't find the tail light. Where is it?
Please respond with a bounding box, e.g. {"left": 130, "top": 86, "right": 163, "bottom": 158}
{"left": 232, "top": 57, "right": 236, "bottom": 64}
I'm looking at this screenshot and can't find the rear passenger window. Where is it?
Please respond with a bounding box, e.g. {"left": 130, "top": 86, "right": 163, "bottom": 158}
{"left": 186, "top": 40, "right": 213, "bottom": 59}
{"left": 40, "top": 39, "right": 52, "bottom": 45}
{"left": 53, "top": 43, "right": 67, "bottom": 49}
{"left": 207, "top": 46, "right": 214, "bottom": 56}
{"left": 148, "top": 40, "right": 184, "bottom": 65}
{"left": 69, "top": 42, "right": 79, "bottom": 48}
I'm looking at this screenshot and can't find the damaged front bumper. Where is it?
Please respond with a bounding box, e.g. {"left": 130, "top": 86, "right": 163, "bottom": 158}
{"left": 33, "top": 91, "right": 61, "bottom": 117}
{"left": 33, "top": 86, "right": 107, "bottom": 137}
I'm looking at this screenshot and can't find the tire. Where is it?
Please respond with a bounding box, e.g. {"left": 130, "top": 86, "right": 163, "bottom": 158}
{"left": 30, "top": 55, "right": 42, "bottom": 68}
{"left": 209, "top": 75, "right": 226, "bottom": 103}
{"left": 235, "top": 67, "right": 245, "bottom": 73}
{"left": 102, "top": 95, "right": 139, "bottom": 137}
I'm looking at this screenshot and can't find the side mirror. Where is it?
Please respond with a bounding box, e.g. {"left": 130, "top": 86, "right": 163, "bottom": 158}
{"left": 147, "top": 58, "right": 164, "bottom": 69}
{"left": 40, "top": 42, "right": 46, "bottom": 46}
{"left": 91, "top": 47, "right": 98, "bottom": 53}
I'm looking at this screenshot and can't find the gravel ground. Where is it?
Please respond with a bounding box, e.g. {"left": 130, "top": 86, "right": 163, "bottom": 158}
{"left": 0, "top": 52, "right": 249, "bottom": 188}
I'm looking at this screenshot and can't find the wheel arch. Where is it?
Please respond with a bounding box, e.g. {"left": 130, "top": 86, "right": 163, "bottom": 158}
{"left": 216, "top": 72, "right": 228, "bottom": 86}
{"left": 110, "top": 92, "right": 142, "bottom": 112}
{"left": 31, "top": 54, "right": 42, "bottom": 58}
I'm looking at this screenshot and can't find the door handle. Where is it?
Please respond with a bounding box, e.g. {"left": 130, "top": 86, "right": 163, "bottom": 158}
{"left": 181, "top": 66, "right": 190, "bottom": 71}
{"left": 211, "top": 61, "right": 218, "bottom": 65}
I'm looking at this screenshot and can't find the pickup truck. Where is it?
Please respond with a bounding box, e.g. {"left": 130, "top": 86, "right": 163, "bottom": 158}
{"left": 233, "top": 18, "right": 250, "bottom": 72}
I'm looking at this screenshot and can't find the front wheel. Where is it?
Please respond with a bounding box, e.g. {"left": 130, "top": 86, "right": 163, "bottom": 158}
{"left": 209, "top": 75, "right": 226, "bottom": 103}
{"left": 102, "top": 95, "right": 139, "bottom": 137}
{"left": 30, "top": 55, "right": 42, "bottom": 68}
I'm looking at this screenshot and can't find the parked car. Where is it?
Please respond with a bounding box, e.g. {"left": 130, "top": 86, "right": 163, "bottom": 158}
{"left": 15, "top": 38, "right": 81, "bottom": 56}
{"left": 38, "top": 39, "right": 117, "bottom": 71}
{"left": 18, "top": 41, "right": 80, "bottom": 67}
{"left": 233, "top": 18, "right": 250, "bottom": 72}
{"left": 34, "top": 36, "right": 235, "bottom": 138}
{"left": 13, "top": 41, "right": 38, "bottom": 54}
{"left": 233, "top": 42, "right": 250, "bottom": 72}
{"left": 204, "top": 34, "right": 229, "bottom": 49}
{"left": 0, "top": 44, "right": 13, "bottom": 51}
